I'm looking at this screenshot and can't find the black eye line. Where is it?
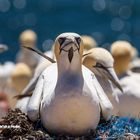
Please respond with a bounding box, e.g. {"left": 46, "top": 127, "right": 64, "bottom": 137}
{"left": 59, "top": 40, "right": 80, "bottom": 54}
{"left": 58, "top": 37, "right": 66, "bottom": 46}
{"left": 75, "top": 37, "right": 81, "bottom": 45}
{"left": 94, "top": 63, "right": 113, "bottom": 69}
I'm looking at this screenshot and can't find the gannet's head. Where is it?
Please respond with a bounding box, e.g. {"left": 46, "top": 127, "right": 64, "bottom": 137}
{"left": 19, "top": 29, "right": 37, "bottom": 48}
{"left": 83, "top": 48, "right": 123, "bottom": 92}
{"left": 10, "top": 63, "right": 32, "bottom": 93}
{"left": 81, "top": 35, "right": 97, "bottom": 53}
{"left": 111, "top": 41, "right": 133, "bottom": 75}
{"left": 54, "top": 33, "right": 83, "bottom": 63}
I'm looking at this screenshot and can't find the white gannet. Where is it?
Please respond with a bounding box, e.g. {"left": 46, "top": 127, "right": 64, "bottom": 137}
{"left": 7, "top": 63, "right": 32, "bottom": 109}
{"left": 110, "top": 40, "right": 133, "bottom": 77}
{"left": 111, "top": 41, "right": 140, "bottom": 118}
{"left": 81, "top": 35, "right": 97, "bottom": 54}
{"left": 18, "top": 35, "right": 96, "bottom": 97}
{"left": 83, "top": 48, "right": 123, "bottom": 115}
{"left": 27, "top": 33, "right": 113, "bottom": 136}
{"left": 16, "top": 29, "right": 39, "bottom": 71}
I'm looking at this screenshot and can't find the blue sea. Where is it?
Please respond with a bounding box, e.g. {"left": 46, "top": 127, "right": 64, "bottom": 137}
{"left": 0, "top": 0, "right": 140, "bottom": 62}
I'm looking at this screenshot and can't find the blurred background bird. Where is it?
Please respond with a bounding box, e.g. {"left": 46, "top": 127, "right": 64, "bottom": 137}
{"left": 110, "top": 41, "right": 140, "bottom": 118}
{"left": 7, "top": 63, "right": 32, "bottom": 109}
{"left": 16, "top": 29, "right": 39, "bottom": 72}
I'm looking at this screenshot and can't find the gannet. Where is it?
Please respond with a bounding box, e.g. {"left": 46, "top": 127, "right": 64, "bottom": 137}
{"left": 81, "top": 35, "right": 97, "bottom": 54}
{"left": 16, "top": 29, "right": 39, "bottom": 71}
{"left": 83, "top": 48, "right": 123, "bottom": 115}
{"left": 111, "top": 40, "right": 132, "bottom": 76}
{"left": 111, "top": 41, "right": 140, "bottom": 118}
{"left": 27, "top": 33, "right": 113, "bottom": 136}
{"left": 18, "top": 36, "right": 96, "bottom": 97}
{"left": 7, "top": 63, "right": 32, "bottom": 109}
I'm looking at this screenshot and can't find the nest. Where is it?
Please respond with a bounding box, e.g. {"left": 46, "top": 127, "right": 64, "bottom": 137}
{"left": 0, "top": 109, "right": 140, "bottom": 140}
{"left": 0, "top": 109, "right": 51, "bottom": 140}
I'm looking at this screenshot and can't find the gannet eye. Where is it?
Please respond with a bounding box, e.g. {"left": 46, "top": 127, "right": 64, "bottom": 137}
{"left": 58, "top": 37, "right": 66, "bottom": 46}
{"left": 75, "top": 37, "right": 81, "bottom": 45}
{"left": 95, "top": 63, "right": 104, "bottom": 68}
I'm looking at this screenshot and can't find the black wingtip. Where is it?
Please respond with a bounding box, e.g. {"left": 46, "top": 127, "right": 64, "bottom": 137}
{"left": 22, "top": 46, "right": 56, "bottom": 63}
{"left": 14, "top": 93, "right": 32, "bottom": 100}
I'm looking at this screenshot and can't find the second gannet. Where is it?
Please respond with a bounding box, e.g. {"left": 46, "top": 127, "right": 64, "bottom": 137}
{"left": 81, "top": 35, "right": 97, "bottom": 54}
{"left": 27, "top": 33, "right": 113, "bottom": 136}
{"left": 111, "top": 41, "right": 140, "bottom": 118}
{"left": 16, "top": 29, "right": 39, "bottom": 71}
{"left": 7, "top": 63, "right": 32, "bottom": 109}
{"left": 83, "top": 48, "right": 123, "bottom": 115}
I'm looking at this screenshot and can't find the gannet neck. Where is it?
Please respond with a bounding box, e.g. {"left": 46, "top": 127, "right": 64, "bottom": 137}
{"left": 55, "top": 51, "right": 83, "bottom": 93}
{"left": 95, "top": 74, "right": 113, "bottom": 95}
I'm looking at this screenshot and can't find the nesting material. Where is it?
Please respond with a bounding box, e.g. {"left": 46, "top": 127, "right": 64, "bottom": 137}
{"left": 0, "top": 109, "right": 51, "bottom": 140}
{"left": 0, "top": 109, "right": 140, "bottom": 140}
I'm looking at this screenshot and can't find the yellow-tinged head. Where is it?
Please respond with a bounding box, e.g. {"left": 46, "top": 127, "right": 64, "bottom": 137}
{"left": 54, "top": 33, "right": 84, "bottom": 64}
{"left": 81, "top": 35, "right": 97, "bottom": 53}
{"left": 10, "top": 63, "right": 32, "bottom": 93}
{"left": 83, "top": 48, "right": 123, "bottom": 92}
{"left": 110, "top": 40, "right": 133, "bottom": 75}
{"left": 19, "top": 29, "right": 37, "bottom": 48}
{"left": 83, "top": 48, "right": 114, "bottom": 69}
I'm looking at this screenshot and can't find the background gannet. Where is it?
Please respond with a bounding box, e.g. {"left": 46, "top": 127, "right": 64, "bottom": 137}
{"left": 111, "top": 40, "right": 132, "bottom": 77}
{"left": 83, "top": 48, "right": 122, "bottom": 115}
{"left": 16, "top": 29, "right": 39, "bottom": 71}
{"left": 81, "top": 35, "right": 97, "bottom": 54}
{"left": 7, "top": 63, "right": 32, "bottom": 109}
{"left": 111, "top": 41, "right": 140, "bottom": 118}
{"left": 27, "top": 33, "right": 113, "bottom": 136}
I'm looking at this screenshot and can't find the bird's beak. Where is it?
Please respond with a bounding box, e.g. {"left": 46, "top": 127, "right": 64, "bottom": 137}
{"left": 68, "top": 47, "right": 74, "bottom": 63}
{"left": 96, "top": 66, "right": 123, "bottom": 92}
